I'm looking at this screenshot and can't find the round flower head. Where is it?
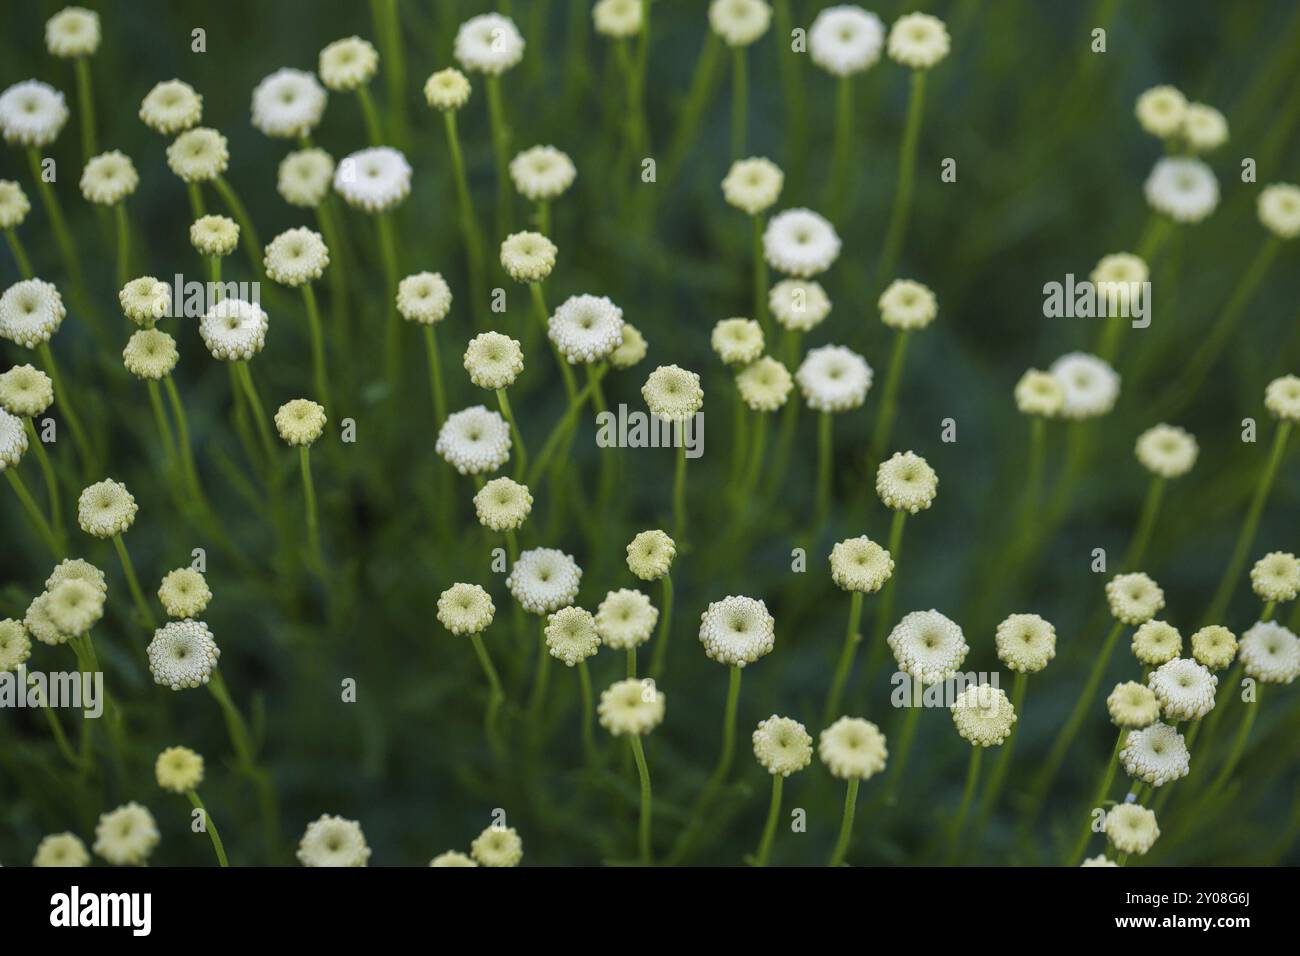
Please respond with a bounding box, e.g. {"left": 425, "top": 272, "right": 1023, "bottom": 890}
{"left": 642, "top": 365, "right": 703, "bottom": 421}
{"left": 595, "top": 589, "right": 658, "bottom": 650}
{"left": 507, "top": 547, "right": 582, "bottom": 615}
{"left": 34, "top": 832, "right": 90, "bottom": 868}
{"left": 737, "top": 356, "right": 793, "bottom": 412}
{"left": 889, "top": 609, "right": 968, "bottom": 684}
{"left": 297, "top": 814, "right": 371, "bottom": 867}
{"left": 878, "top": 279, "right": 937, "bottom": 331}
{"left": 47, "top": 558, "right": 107, "bottom": 595}
{"left": 94, "top": 803, "right": 159, "bottom": 866}
{"left": 155, "top": 746, "right": 204, "bottom": 794}
{"left": 1238, "top": 621, "right": 1300, "bottom": 684}
{"left": 158, "top": 567, "right": 212, "bottom": 619}
{"left": 753, "top": 715, "right": 813, "bottom": 776}
{"left": 698, "top": 595, "right": 775, "bottom": 667}
{"left": 46, "top": 8, "right": 100, "bottom": 58}
{"left": 550, "top": 294, "right": 625, "bottom": 363}
{"left": 509, "top": 146, "right": 576, "bottom": 201}
{"left": 1091, "top": 251, "right": 1149, "bottom": 291}
{"left": 1106, "top": 803, "right": 1159, "bottom": 855}
{"left": 334, "top": 147, "right": 411, "bottom": 213}
{"left": 1251, "top": 551, "right": 1300, "bottom": 603}
{"left": 712, "top": 318, "right": 764, "bottom": 366}
{"left": 166, "top": 127, "right": 229, "bottom": 183}
{"left": 80, "top": 151, "right": 138, "bottom": 205}
{"left": 797, "top": 344, "right": 872, "bottom": 412}
{"left": 437, "top": 582, "right": 495, "bottom": 635}
{"left": 396, "top": 271, "right": 452, "bottom": 324}
{"left": 819, "top": 716, "right": 887, "bottom": 780}
{"left": 830, "top": 536, "right": 893, "bottom": 593}
{"left": 887, "top": 12, "right": 949, "bottom": 68}
{"left": 25, "top": 593, "right": 67, "bottom": 646}
{"left": 0, "top": 618, "right": 31, "bottom": 672}
{"left": 251, "top": 68, "right": 327, "bottom": 138}
{"left": 147, "top": 620, "right": 220, "bottom": 690}
{"left": 139, "top": 79, "right": 202, "bottom": 135}
{"left": 1144, "top": 157, "right": 1219, "bottom": 223}
{"left": 319, "top": 36, "right": 379, "bottom": 91}
{"left": 501, "top": 230, "right": 558, "bottom": 283}
{"left": 275, "top": 399, "right": 327, "bottom": 447}
{"left": 0, "top": 408, "right": 27, "bottom": 469}
{"left": 465, "top": 332, "right": 524, "bottom": 390}
{"left": 0, "top": 80, "right": 70, "bottom": 147}
{"left": 424, "top": 68, "right": 471, "bottom": 110}
{"left": 1014, "top": 369, "right": 1065, "bottom": 417}
{"left": 1120, "top": 722, "right": 1190, "bottom": 787}
{"left": 278, "top": 148, "right": 335, "bottom": 207}
{"left": 594, "top": 0, "right": 644, "bottom": 38}
{"left": 763, "top": 208, "right": 841, "bottom": 277}
{"left": 598, "top": 677, "right": 665, "bottom": 736}
{"left": 1049, "top": 352, "right": 1119, "bottom": 418}
{"left": 264, "top": 228, "right": 329, "bottom": 286}
{"left": 951, "top": 684, "right": 1017, "bottom": 747}
{"left": 0, "top": 279, "right": 65, "bottom": 349}
{"left": 1135, "top": 85, "right": 1187, "bottom": 138}
{"left": 722, "top": 157, "right": 783, "bottom": 215}
{"left": 78, "top": 479, "right": 136, "bottom": 537}
{"left": 122, "top": 329, "right": 178, "bottom": 381}
{"left": 995, "top": 613, "right": 1057, "bottom": 674}
{"left": 1135, "top": 423, "right": 1197, "bottom": 478}
{"left": 545, "top": 606, "right": 601, "bottom": 666}
{"left": 0, "top": 364, "right": 52, "bottom": 417}
{"left": 1257, "top": 183, "right": 1300, "bottom": 239}
{"left": 1107, "top": 681, "right": 1160, "bottom": 729}
{"left": 1191, "top": 625, "right": 1237, "bottom": 671}
{"left": 1148, "top": 658, "right": 1217, "bottom": 721}
{"left": 473, "top": 477, "right": 533, "bottom": 531}
{"left": 471, "top": 825, "right": 524, "bottom": 867}
{"left": 709, "top": 0, "right": 772, "bottom": 46}
{"left": 119, "top": 276, "right": 171, "bottom": 326}
{"left": 1106, "top": 572, "right": 1165, "bottom": 625}
{"left": 610, "top": 323, "right": 648, "bottom": 368}
{"left": 876, "top": 451, "right": 938, "bottom": 514}
{"left": 436, "top": 405, "right": 511, "bottom": 474}
{"left": 769, "top": 278, "right": 830, "bottom": 332}
{"left": 1264, "top": 374, "right": 1300, "bottom": 422}
{"left": 1081, "top": 855, "right": 1118, "bottom": 868}
{"left": 454, "top": 13, "right": 526, "bottom": 75}
{"left": 809, "top": 6, "right": 885, "bottom": 76}
{"left": 1183, "top": 103, "right": 1228, "bottom": 152}
{"left": 429, "top": 851, "right": 477, "bottom": 867}
{"left": 1132, "top": 620, "right": 1181, "bottom": 666}
{"left": 190, "top": 214, "right": 239, "bottom": 258}
{"left": 0, "top": 180, "right": 30, "bottom": 229}
{"left": 199, "top": 298, "right": 268, "bottom": 361}
{"left": 627, "top": 529, "right": 675, "bottom": 580}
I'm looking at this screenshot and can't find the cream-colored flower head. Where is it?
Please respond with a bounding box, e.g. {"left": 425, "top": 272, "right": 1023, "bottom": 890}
{"left": 610, "top": 323, "right": 647, "bottom": 368}
{"left": 507, "top": 547, "right": 582, "bottom": 614}
{"left": 1081, "top": 854, "right": 1118, "bottom": 867}
{"left": 0, "top": 618, "right": 32, "bottom": 672}
{"left": 0, "top": 408, "right": 27, "bottom": 469}
{"left": 320, "top": 36, "right": 379, "bottom": 91}
{"left": 545, "top": 606, "right": 601, "bottom": 666}
{"left": 709, "top": 0, "right": 772, "bottom": 46}
{"left": 509, "top": 146, "right": 576, "bottom": 201}
{"left": 80, "top": 151, "right": 138, "bottom": 205}
{"left": 995, "top": 613, "right": 1056, "bottom": 673}
{"left": 298, "top": 814, "right": 371, "bottom": 867}
{"left": 1091, "top": 251, "right": 1149, "bottom": 292}
{"left": 763, "top": 208, "right": 841, "bottom": 277}
{"left": 599, "top": 677, "right": 665, "bottom": 736}
{"left": 809, "top": 6, "right": 884, "bottom": 76}
{"left": 1106, "top": 572, "right": 1165, "bottom": 625}
{"left": 1182, "top": 103, "right": 1228, "bottom": 152}
{"left": 1135, "top": 424, "right": 1197, "bottom": 478}
{"left": 435, "top": 405, "right": 511, "bottom": 474}
{"left": 397, "top": 271, "right": 452, "bottom": 324}
{"left": 1107, "top": 681, "right": 1160, "bottom": 729}
{"left": 595, "top": 589, "right": 658, "bottom": 650}
{"left": 465, "top": 332, "right": 524, "bottom": 390}
{"left": 627, "top": 529, "right": 675, "bottom": 580}
{"left": 251, "top": 68, "right": 327, "bottom": 138}
{"left": 140, "top": 80, "right": 202, "bottom": 135}
{"left": 797, "top": 344, "right": 872, "bottom": 412}
{"left": 334, "top": 147, "right": 411, "bottom": 212}
{"left": 1135, "top": 85, "right": 1187, "bottom": 138}
{"left": 712, "top": 318, "right": 764, "bottom": 365}
{"left": 1049, "top": 352, "right": 1119, "bottom": 418}
{"left": 119, "top": 276, "right": 171, "bottom": 326}
{"left": 275, "top": 399, "right": 327, "bottom": 447}
{"left": 1264, "top": 374, "right": 1300, "bottom": 421}
{"left": 1238, "top": 621, "right": 1300, "bottom": 684}
{"left": 1, "top": 278, "right": 65, "bottom": 348}
{"left": 1148, "top": 658, "right": 1217, "bottom": 721}
{"left": 1014, "top": 369, "right": 1064, "bottom": 417}
{"left": 94, "top": 803, "right": 159, "bottom": 866}
{"left": 1120, "top": 722, "right": 1189, "bottom": 787}
{"left": 264, "top": 228, "right": 329, "bottom": 286}
{"left": 190, "top": 214, "right": 240, "bottom": 257}
{"left": 1257, "top": 183, "right": 1300, "bottom": 239}
{"left": 0, "top": 180, "right": 30, "bottom": 229}
{"left": 753, "top": 715, "right": 813, "bottom": 776}
{"left": 1131, "top": 620, "right": 1181, "bottom": 666}
{"left": 33, "top": 832, "right": 90, "bottom": 868}
{"left": 736, "top": 355, "right": 793, "bottom": 412}
{"left": 1251, "top": 551, "right": 1300, "bottom": 603}
{"left": 199, "top": 298, "right": 268, "bottom": 361}
{"left": 594, "top": 0, "right": 644, "bottom": 38}
{"left": 46, "top": 7, "right": 100, "bottom": 58}
{"left": 550, "top": 294, "right": 625, "bottom": 363}
{"left": 155, "top": 746, "right": 205, "bottom": 794}
{"left": 722, "top": 157, "right": 783, "bottom": 216}
{"left": 642, "top": 365, "right": 703, "bottom": 421}
{"left": 471, "top": 825, "right": 523, "bottom": 866}
{"left": 455, "top": 13, "right": 526, "bottom": 75}
{"left": 878, "top": 279, "right": 937, "bottom": 331}
{"left": 78, "top": 478, "right": 136, "bottom": 537}
{"left": 1191, "top": 625, "right": 1237, "bottom": 671}
{"left": 0, "top": 363, "right": 53, "bottom": 417}
{"left": 424, "top": 68, "right": 471, "bottom": 110}
{"left": 889, "top": 609, "right": 968, "bottom": 684}
{"left": 1145, "top": 157, "right": 1219, "bottom": 223}
{"left": 123, "top": 329, "right": 178, "bottom": 381}
{"left": 473, "top": 477, "right": 532, "bottom": 531}
{"left": 950, "top": 684, "right": 1017, "bottom": 747}
{"left": 158, "top": 567, "right": 211, "bottom": 619}
{"left": 699, "top": 595, "right": 775, "bottom": 666}
{"left": 147, "top": 619, "right": 220, "bottom": 690}
{"left": 500, "top": 230, "right": 558, "bottom": 283}
{"left": 0, "top": 81, "right": 70, "bottom": 147}
{"left": 829, "top": 536, "right": 893, "bottom": 593}
{"left": 278, "top": 148, "right": 335, "bottom": 207}
{"left": 25, "top": 593, "right": 67, "bottom": 647}
{"left": 876, "top": 451, "right": 938, "bottom": 514}
{"left": 47, "top": 557, "right": 107, "bottom": 595}
{"left": 437, "top": 583, "right": 495, "bottom": 635}
{"left": 429, "top": 851, "right": 477, "bottom": 867}
{"left": 887, "top": 13, "right": 949, "bottom": 68}
{"left": 166, "top": 127, "right": 229, "bottom": 183}
{"left": 769, "top": 278, "right": 830, "bottom": 332}
{"left": 1106, "top": 803, "right": 1159, "bottom": 856}
{"left": 819, "top": 716, "right": 887, "bottom": 780}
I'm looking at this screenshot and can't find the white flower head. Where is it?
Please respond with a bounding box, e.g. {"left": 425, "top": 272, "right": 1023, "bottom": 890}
{"left": 397, "top": 271, "right": 452, "bottom": 324}
{"left": 334, "top": 147, "right": 412, "bottom": 213}
{"left": 33, "top": 832, "right": 90, "bottom": 867}
{"left": 464, "top": 331, "right": 524, "bottom": 390}
{"left": 0, "top": 179, "right": 31, "bottom": 230}
{"left": 454, "top": 13, "right": 525, "bottom": 75}
{"left": 809, "top": 6, "right": 885, "bottom": 76}
{"left": 0, "top": 363, "right": 53, "bottom": 417}
{"left": 1014, "top": 369, "right": 1065, "bottom": 417}
{"left": 319, "top": 36, "right": 379, "bottom": 91}
{"left": 736, "top": 355, "right": 793, "bottom": 412}
{"left": 610, "top": 323, "right": 648, "bottom": 368}
{"left": 878, "top": 279, "right": 937, "bottom": 331}
{"left": 507, "top": 547, "right": 582, "bottom": 615}
{"left": 888, "top": 609, "right": 968, "bottom": 684}
{"left": 876, "top": 450, "right": 938, "bottom": 513}
{"left": 1135, "top": 85, "right": 1187, "bottom": 138}
{"left": 1264, "top": 374, "right": 1300, "bottom": 422}
{"left": 1182, "top": 103, "right": 1228, "bottom": 152}
{"left": 599, "top": 678, "right": 665, "bottom": 736}
{"left": 593, "top": 0, "right": 644, "bottom": 38}
{"left": 549, "top": 294, "right": 624, "bottom": 363}
{"left": 595, "top": 588, "right": 658, "bottom": 650}
{"left": 626, "top": 529, "right": 675, "bottom": 580}
{"left": 1106, "top": 572, "right": 1165, "bottom": 625}
{"left": 995, "top": 613, "right": 1056, "bottom": 673}
{"left": 94, "top": 803, "right": 159, "bottom": 866}
{"left": 1107, "top": 680, "right": 1160, "bottom": 729}
{"left": 158, "top": 567, "right": 212, "bottom": 619}
{"left": 1148, "top": 658, "right": 1217, "bottom": 721}
{"left": 887, "top": 12, "right": 949, "bottom": 69}
{"left": 819, "top": 716, "right": 887, "bottom": 780}
{"left": 471, "top": 824, "right": 524, "bottom": 866}
{"left": 545, "top": 606, "right": 601, "bottom": 666}
{"left": 1191, "top": 625, "right": 1237, "bottom": 671}
{"left": 80, "top": 151, "right": 138, "bottom": 205}
{"left": 763, "top": 208, "right": 841, "bottom": 277}
{"left": 829, "top": 535, "right": 893, "bottom": 593}
{"left": 297, "top": 814, "right": 371, "bottom": 867}
{"left": 77, "top": 478, "right": 136, "bottom": 537}
{"left": 424, "top": 68, "right": 471, "bottom": 111}
{"left": 711, "top": 318, "right": 764, "bottom": 366}
{"left": 0, "top": 618, "right": 31, "bottom": 672}
{"left": 709, "top": 0, "right": 772, "bottom": 47}
{"left": 509, "top": 145, "right": 576, "bottom": 201}
{"left": 797, "top": 344, "right": 872, "bottom": 413}
{"left": 0, "top": 278, "right": 65, "bottom": 349}
{"left": 1120, "top": 722, "right": 1190, "bottom": 787}
{"left": 1131, "top": 620, "right": 1182, "bottom": 666}
{"left": 769, "top": 278, "right": 830, "bottom": 332}
{"left": 0, "top": 80, "right": 70, "bottom": 147}
{"left": 139, "top": 79, "right": 202, "bottom": 135}
{"left": 122, "top": 329, "right": 179, "bottom": 381}
{"left": 950, "top": 684, "right": 1017, "bottom": 747}
{"left": 435, "top": 405, "right": 511, "bottom": 475}
{"left": 147, "top": 620, "right": 220, "bottom": 690}
{"left": 699, "top": 595, "right": 775, "bottom": 666}
{"left": 278, "top": 148, "right": 336, "bottom": 207}
{"left": 473, "top": 477, "right": 532, "bottom": 531}
{"left": 199, "top": 298, "right": 269, "bottom": 361}
{"left": 264, "top": 227, "right": 329, "bottom": 286}
{"left": 1105, "top": 803, "right": 1159, "bottom": 855}
{"left": 500, "top": 230, "right": 558, "bottom": 283}
{"left": 190, "top": 214, "right": 239, "bottom": 258}
{"left": 752, "top": 715, "right": 813, "bottom": 776}
{"left": 119, "top": 276, "right": 172, "bottom": 326}
{"left": 0, "top": 409, "right": 29, "bottom": 469}
{"left": 166, "top": 127, "right": 228, "bottom": 183}
{"left": 437, "top": 583, "right": 495, "bottom": 635}
{"left": 1257, "top": 183, "right": 1300, "bottom": 239}
{"left": 251, "top": 68, "right": 327, "bottom": 138}
{"left": 722, "top": 157, "right": 784, "bottom": 215}
{"left": 1135, "top": 423, "right": 1198, "bottom": 478}
{"left": 1049, "top": 352, "right": 1119, "bottom": 418}
{"left": 642, "top": 365, "right": 703, "bottom": 421}
{"left": 1251, "top": 551, "right": 1300, "bottom": 603}
{"left": 1238, "top": 621, "right": 1300, "bottom": 684}
{"left": 274, "top": 399, "right": 327, "bottom": 447}
{"left": 46, "top": 7, "right": 100, "bottom": 58}
{"left": 1144, "top": 157, "right": 1219, "bottom": 223}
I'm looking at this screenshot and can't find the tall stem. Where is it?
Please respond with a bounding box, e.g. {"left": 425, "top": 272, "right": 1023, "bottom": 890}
{"left": 868, "top": 332, "right": 911, "bottom": 467}
{"left": 355, "top": 84, "right": 384, "bottom": 146}
{"left": 730, "top": 47, "right": 748, "bottom": 159}
{"left": 37, "top": 342, "right": 94, "bottom": 474}
{"left": 299, "top": 446, "right": 322, "bottom": 569}
{"left": 752, "top": 214, "right": 769, "bottom": 338}
{"left": 629, "top": 735, "right": 654, "bottom": 865}
{"left": 234, "top": 362, "right": 277, "bottom": 468}
{"left": 187, "top": 792, "right": 229, "bottom": 866}
{"left": 1123, "top": 476, "right": 1165, "bottom": 571}
{"left": 814, "top": 411, "right": 833, "bottom": 532}
{"left": 665, "top": 34, "right": 722, "bottom": 178}
{"left": 875, "top": 70, "right": 927, "bottom": 289}
{"left": 7, "top": 469, "right": 64, "bottom": 558}
{"left": 301, "top": 285, "right": 332, "bottom": 414}
{"left": 422, "top": 324, "right": 448, "bottom": 426}
{"left": 4, "top": 228, "right": 33, "bottom": 277}
{"left": 112, "top": 533, "right": 157, "bottom": 631}
{"left": 1067, "top": 728, "right": 1126, "bottom": 866}
{"left": 497, "top": 387, "right": 526, "bottom": 477}
{"left": 27, "top": 148, "right": 83, "bottom": 291}
{"left": 649, "top": 573, "right": 674, "bottom": 680}
{"left": 212, "top": 175, "right": 262, "bottom": 278}
{"left": 826, "top": 75, "right": 854, "bottom": 217}
{"left": 946, "top": 746, "right": 984, "bottom": 860}
{"left": 470, "top": 631, "right": 505, "bottom": 759}
{"left": 881, "top": 702, "right": 920, "bottom": 805}
{"left": 577, "top": 659, "right": 597, "bottom": 767}
{"left": 673, "top": 440, "right": 688, "bottom": 546}
{"left": 864, "top": 511, "right": 907, "bottom": 682}
{"left": 828, "top": 778, "right": 860, "bottom": 866}
{"left": 376, "top": 213, "right": 402, "bottom": 388}
{"left": 442, "top": 111, "right": 487, "bottom": 325}
{"left": 24, "top": 417, "right": 63, "bottom": 541}
{"left": 146, "top": 378, "right": 178, "bottom": 471}
{"left": 113, "top": 203, "right": 130, "bottom": 290}
{"left": 73, "top": 58, "right": 97, "bottom": 161}
{"left": 753, "top": 773, "right": 784, "bottom": 867}
{"left": 979, "top": 671, "right": 1027, "bottom": 822}
{"left": 823, "top": 590, "right": 864, "bottom": 727}
{"left": 484, "top": 75, "right": 512, "bottom": 242}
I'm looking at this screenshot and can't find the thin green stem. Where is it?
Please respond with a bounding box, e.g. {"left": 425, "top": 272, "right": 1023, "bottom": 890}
{"left": 187, "top": 792, "right": 229, "bottom": 866}
{"left": 814, "top": 411, "right": 833, "bottom": 532}
{"left": 875, "top": 70, "right": 927, "bottom": 288}
{"left": 212, "top": 175, "right": 262, "bottom": 278}
{"left": 113, "top": 202, "right": 130, "bottom": 289}
{"left": 868, "top": 332, "right": 911, "bottom": 468}
{"left": 74, "top": 58, "right": 97, "bottom": 161}
{"left": 164, "top": 376, "right": 206, "bottom": 508}
{"left": 979, "top": 670, "right": 1027, "bottom": 822}
{"left": 752, "top": 214, "right": 770, "bottom": 338}
{"left": 4, "top": 228, "right": 33, "bottom": 277}
{"left": 1204, "top": 685, "right": 1261, "bottom": 799}
{"left": 27, "top": 148, "right": 83, "bottom": 287}
{"left": 24, "top": 417, "right": 63, "bottom": 541}
{"left": 497, "top": 388, "right": 526, "bottom": 477}
{"left": 470, "top": 632, "right": 506, "bottom": 759}
{"left": 301, "top": 284, "right": 332, "bottom": 414}
{"left": 826, "top": 75, "right": 854, "bottom": 217}
{"left": 864, "top": 511, "right": 907, "bottom": 682}
{"left": 234, "top": 362, "right": 277, "bottom": 468}
{"left": 146, "top": 379, "right": 178, "bottom": 470}
{"left": 485, "top": 75, "right": 512, "bottom": 241}
{"left": 112, "top": 533, "right": 157, "bottom": 631}
{"left": 376, "top": 213, "right": 402, "bottom": 388}
{"left": 187, "top": 182, "right": 207, "bottom": 219}
{"left": 422, "top": 324, "right": 448, "bottom": 426}
{"left": 1068, "top": 728, "right": 1127, "bottom": 866}
{"left": 355, "top": 84, "right": 384, "bottom": 146}
{"left": 530, "top": 283, "right": 578, "bottom": 399}
{"left": 649, "top": 573, "right": 674, "bottom": 680}
{"left": 673, "top": 440, "right": 687, "bottom": 546}
{"left": 37, "top": 342, "right": 94, "bottom": 474}
{"left": 828, "top": 778, "right": 860, "bottom": 866}
{"left": 577, "top": 659, "right": 597, "bottom": 767}
{"left": 946, "top": 746, "right": 984, "bottom": 860}
{"left": 753, "top": 773, "right": 784, "bottom": 867}
{"left": 528, "top": 619, "right": 552, "bottom": 719}
{"left": 1124, "top": 476, "right": 1166, "bottom": 571}
{"left": 626, "top": 646, "right": 637, "bottom": 679}
{"left": 630, "top": 735, "right": 654, "bottom": 865}
{"left": 731, "top": 46, "right": 748, "bottom": 159}
{"left": 823, "top": 590, "right": 864, "bottom": 727}
{"left": 881, "top": 703, "right": 920, "bottom": 806}
{"left": 708, "top": 666, "right": 743, "bottom": 791}
{"left": 665, "top": 33, "right": 722, "bottom": 178}
{"left": 442, "top": 111, "right": 487, "bottom": 325}
{"left": 6, "top": 469, "right": 63, "bottom": 559}
{"left": 299, "top": 446, "right": 322, "bottom": 569}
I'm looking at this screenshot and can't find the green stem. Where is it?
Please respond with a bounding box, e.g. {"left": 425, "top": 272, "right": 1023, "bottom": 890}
{"left": 753, "top": 773, "right": 784, "bottom": 867}
{"left": 112, "top": 533, "right": 158, "bottom": 631}
{"left": 752, "top": 214, "right": 769, "bottom": 338}
{"left": 442, "top": 111, "right": 487, "bottom": 325}
{"left": 979, "top": 670, "right": 1027, "bottom": 821}
{"left": 355, "top": 84, "right": 384, "bottom": 146}
{"left": 731, "top": 46, "right": 748, "bottom": 159}
{"left": 626, "top": 646, "right": 637, "bottom": 679}
{"left": 37, "top": 342, "right": 94, "bottom": 474}
{"left": 875, "top": 70, "right": 927, "bottom": 288}
{"left": 470, "top": 631, "right": 505, "bottom": 759}
{"left": 1068, "top": 728, "right": 1127, "bottom": 866}
{"left": 187, "top": 792, "right": 229, "bottom": 866}
{"left": 665, "top": 33, "right": 722, "bottom": 178}
{"left": 868, "top": 332, "right": 911, "bottom": 467}
{"left": 1205, "top": 685, "right": 1261, "bottom": 798}
{"left": 1123, "top": 476, "right": 1166, "bottom": 571}
{"left": 212, "top": 175, "right": 263, "bottom": 278}
{"left": 187, "top": 182, "right": 207, "bottom": 219}
{"left": 649, "top": 573, "right": 674, "bottom": 680}
{"left": 530, "top": 283, "right": 578, "bottom": 399}
{"left": 376, "top": 213, "right": 402, "bottom": 388}
{"left": 497, "top": 388, "right": 526, "bottom": 478}
{"left": 707, "top": 666, "right": 743, "bottom": 792}
{"left": 6, "top": 469, "right": 63, "bottom": 559}
{"left": 630, "top": 734, "right": 654, "bottom": 865}
{"left": 823, "top": 589, "right": 864, "bottom": 727}
{"left": 814, "top": 411, "right": 833, "bottom": 532}
{"left": 146, "top": 379, "right": 178, "bottom": 471}
{"left": 946, "top": 746, "right": 984, "bottom": 860}
{"left": 74, "top": 58, "right": 97, "bottom": 161}
{"left": 113, "top": 202, "right": 130, "bottom": 290}
{"left": 234, "top": 361, "right": 277, "bottom": 468}
{"left": 828, "top": 778, "right": 860, "bottom": 866}
{"left": 24, "top": 417, "right": 63, "bottom": 541}
{"left": 301, "top": 285, "right": 332, "bottom": 414}
{"left": 827, "top": 75, "right": 854, "bottom": 217}
{"left": 484, "top": 75, "right": 512, "bottom": 241}
{"left": 299, "top": 446, "right": 322, "bottom": 569}
{"left": 673, "top": 440, "right": 688, "bottom": 546}
{"left": 27, "top": 148, "right": 82, "bottom": 288}
{"left": 164, "top": 376, "right": 206, "bottom": 508}
{"left": 864, "top": 511, "right": 907, "bottom": 682}
{"left": 578, "top": 659, "right": 597, "bottom": 767}
{"left": 881, "top": 702, "right": 920, "bottom": 806}
{"left": 417, "top": 325, "right": 448, "bottom": 427}
{"left": 35, "top": 685, "right": 84, "bottom": 770}
{"left": 527, "top": 619, "right": 552, "bottom": 719}
{"left": 4, "top": 228, "right": 33, "bottom": 277}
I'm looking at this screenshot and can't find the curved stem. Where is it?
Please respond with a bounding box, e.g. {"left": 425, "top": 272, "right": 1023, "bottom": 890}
{"left": 212, "top": 174, "right": 262, "bottom": 278}
{"left": 649, "top": 573, "right": 674, "bottom": 680}
{"left": 4, "top": 228, "right": 33, "bottom": 277}
{"left": 864, "top": 511, "right": 907, "bottom": 683}
{"left": 497, "top": 388, "right": 525, "bottom": 477}
{"left": 1123, "top": 476, "right": 1166, "bottom": 571}
{"left": 442, "top": 111, "right": 487, "bottom": 325}
{"left": 1067, "top": 728, "right": 1126, "bottom": 866}
{"left": 470, "top": 631, "right": 505, "bottom": 759}
{"left": 301, "top": 285, "right": 332, "bottom": 414}
{"left": 112, "top": 533, "right": 157, "bottom": 631}
{"left": 823, "top": 590, "right": 864, "bottom": 727}
{"left": 234, "top": 362, "right": 277, "bottom": 469}
{"left": 146, "top": 379, "right": 178, "bottom": 471}
{"left": 187, "top": 791, "right": 229, "bottom": 866}
{"left": 875, "top": 70, "right": 927, "bottom": 288}
{"left": 24, "top": 417, "right": 63, "bottom": 540}
{"left": 868, "top": 332, "right": 911, "bottom": 468}
{"left": 881, "top": 702, "right": 920, "bottom": 806}
{"left": 355, "top": 84, "right": 384, "bottom": 146}
{"left": 979, "top": 671, "right": 1027, "bottom": 822}
{"left": 7, "top": 469, "right": 63, "bottom": 558}
{"left": 37, "top": 342, "right": 94, "bottom": 474}
{"left": 629, "top": 735, "right": 654, "bottom": 865}
{"left": 709, "top": 666, "right": 742, "bottom": 790}
{"left": 946, "top": 746, "right": 984, "bottom": 861}
{"left": 753, "top": 773, "right": 783, "bottom": 867}
{"left": 828, "top": 778, "right": 860, "bottom": 866}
